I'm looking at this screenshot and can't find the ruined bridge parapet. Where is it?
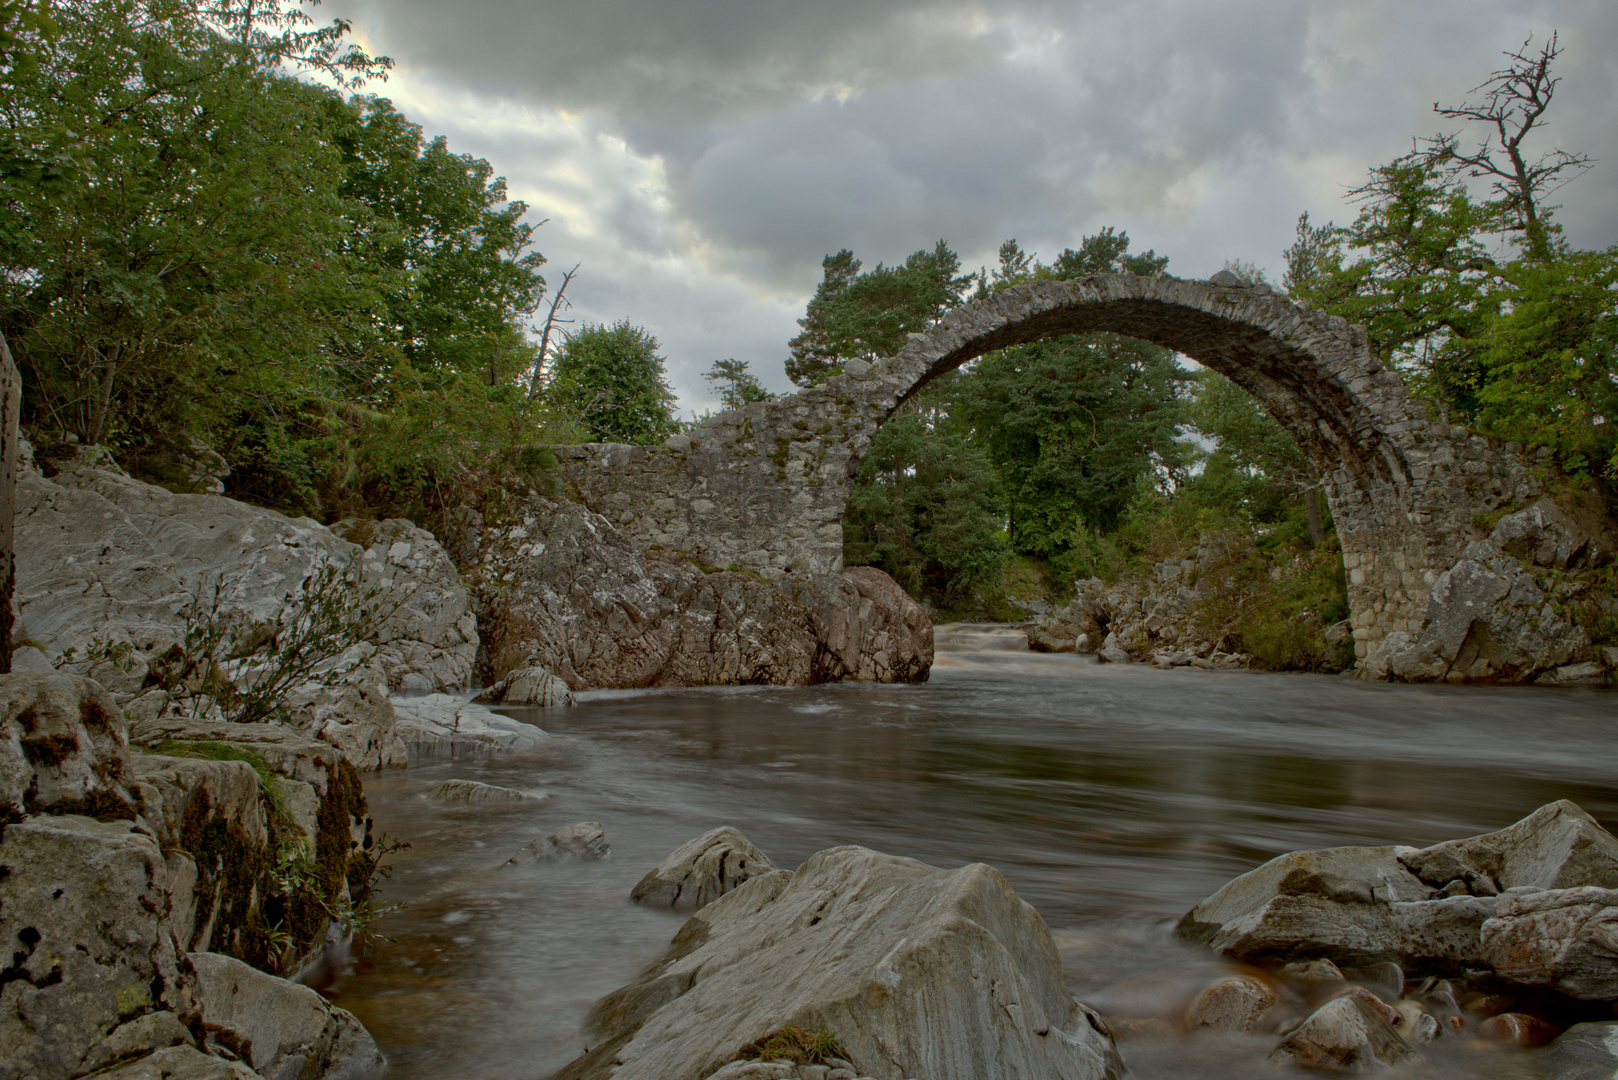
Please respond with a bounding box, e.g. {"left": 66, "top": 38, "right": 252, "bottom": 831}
{"left": 554, "top": 274, "right": 1548, "bottom": 662}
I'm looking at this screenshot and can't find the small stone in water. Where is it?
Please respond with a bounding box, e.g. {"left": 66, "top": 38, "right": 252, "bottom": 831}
{"left": 1281, "top": 958, "right": 1345, "bottom": 988}
{"left": 1479, "top": 1012, "right": 1559, "bottom": 1047}
{"left": 1185, "top": 975, "right": 1280, "bottom": 1033}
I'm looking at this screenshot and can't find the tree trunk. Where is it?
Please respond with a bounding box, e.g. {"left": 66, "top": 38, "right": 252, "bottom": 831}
{"left": 0, "top": 332, "right": 20, "bottom": 674}
{"left": 1304, "top": 485, "right": 1324, "bottom": 547}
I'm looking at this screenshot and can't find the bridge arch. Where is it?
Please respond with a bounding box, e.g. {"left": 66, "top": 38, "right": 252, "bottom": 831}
{"left": 555, "top": 273, "right": 1545, "bottom": 661}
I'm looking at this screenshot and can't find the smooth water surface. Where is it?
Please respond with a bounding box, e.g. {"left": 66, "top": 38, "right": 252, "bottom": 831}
{"left": 325, "top": 625, "right": 1618, "bottom": 1079}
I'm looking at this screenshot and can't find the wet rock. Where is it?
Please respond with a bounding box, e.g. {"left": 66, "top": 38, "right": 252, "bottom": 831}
{"left": 555, "top": 845, "right": 1124, "bottom": 1080}
{"left": 478, "top": 664, "right": 574, "bottom": 707}
{"left": 1184, "top": 975, "right": 1279, "bottom": 1033}
{"left": 1533, "top": 1020, "right": 1618, "bottom": 1078}
{"left": 1479, "top": 886, "right": 1618, "bottom": 1000}
{"left": 1281, "top": 958, "right": 1346, "bottom": 988}
{"left": 428, "top": 779, "right": 543, "bottom": 806}
{"left": 388, "top": 694, "right": 548, "bottom": 757}
{"left": 1477, "top": 1011, "right": 1559, "bottom": 1047}
{"left": 1179, "top": 801, "right": 1618, "bottom": 987}
{"left": 1268, "top": 994, "right": 1415, "bottom": 1072}
{"left": 281, "top": 668, "right": 406, "bottom": 772}
{"left": 472, "top": 496, "right": 930, "bottom": 691}
{"left": 190, "top": 951, "right": 386, "bottom": 1079}
{"left": 631, "top": 827, "right": 776, "bottom": 911}
{"left": 504, "top": 821, "right": 610, "bottom": 866}
{"left": 1392, "top": 1002, "right": 1439, "bottom": 1044}
{"left": 0, "top": 672, "right": 138, "bottom": 818}
{"left": 783, "top": 566, "right": 932, "bottom": 684}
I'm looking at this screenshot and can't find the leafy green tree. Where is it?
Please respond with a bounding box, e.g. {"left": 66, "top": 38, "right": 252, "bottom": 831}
{"left": 330, "top": 95, "right": 545, "bottom": 385}
{"left": 1290, "top": 33, "right": 1617, "bottom": 477}
{"left": 787, "top": 241, "right": 975, "bottom": 386}
{"left": 549, "top": 321, "right": 678, "bottom": 444}
{"left": 703, "top": 358, "right": 773, "bottom": 411}
{"left": 1182, "top": 370, "right": 1329, "bottom": 545}
{"left": 842, "top": 376, "right": 1009, "bottom": 603}
{"left": 955, "top": 230, "right": 1189, "bottom": 556}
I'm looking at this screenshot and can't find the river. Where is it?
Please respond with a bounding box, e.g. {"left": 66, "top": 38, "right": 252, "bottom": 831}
{"left": 325, "top": 624, "right": 1618, "bottom": 1079}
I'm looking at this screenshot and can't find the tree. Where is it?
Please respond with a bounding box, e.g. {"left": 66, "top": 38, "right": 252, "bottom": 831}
{"left": 549, "top": 321, "right": 678, "bottom": 444}
{"left": 787, "top": 241, "right": 975, "bottom": 386}
{"left": 842, "top": 375, "right": 1009, "bottom": 603}
{"left": 330, "top": 95, "right": 546, "bottom": 385}
{"left": 1290, "top": 33, "right": 1616, "bottom": 477}
{"left": 956, "top": 230, "right": 1188, "bottom": 556}
{"left": 703, "top": 358, "right": 772, "bottom": 411}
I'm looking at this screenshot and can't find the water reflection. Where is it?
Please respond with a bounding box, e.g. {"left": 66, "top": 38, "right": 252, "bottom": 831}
{"left": 325, "top": 628, "right": 1617, "bottom": 1079}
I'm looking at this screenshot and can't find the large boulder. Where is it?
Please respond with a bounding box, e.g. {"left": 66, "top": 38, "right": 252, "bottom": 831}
{"left": 1267, "top": 994, "right": 1415, "bottom": 1072}
{"left": 0, "top": 814, "right": 196, "bottom": 1080}
{"left": 189, "top": 951, "right": 385, "bottom": 1080}
{"left": 557, "top": 846, "right": 1124, "bottom": 1080}
{"left": 631, "top": 827, "right": 777, "bottom": 911}
{"left": 15, "top": 456, "right": 477, "bottom": 713}
{"left": 780, "top": 567, "right": 932, "bottom": 684}
{"left": 1178, "top": 801, "right": 1618, "bottom": 997}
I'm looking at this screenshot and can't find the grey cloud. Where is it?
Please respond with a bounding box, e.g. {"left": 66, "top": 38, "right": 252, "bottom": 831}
{"left": 339, "top": 0, "right": 1005, "bottom": 125}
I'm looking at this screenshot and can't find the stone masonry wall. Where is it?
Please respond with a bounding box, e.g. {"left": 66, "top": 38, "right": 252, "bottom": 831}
{"left": 555, "top": 273, "right": 1550, "bottom": 662}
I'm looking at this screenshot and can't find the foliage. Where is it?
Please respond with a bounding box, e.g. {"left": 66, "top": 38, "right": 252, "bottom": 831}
{"left": 842, "top": 375, "right": 1009, "bottom": 603}
{"left": 735, "top": 1025, "right": 846, "bottom": 1066}
{"left": 548, "top": 320, "right": 678, "bottom": 443}
{"left": 1287, "top": 33, "right": 1616, "bottom": 478}
{"left": 148, "top": 557, "right": 412, "bottom": 725}
{"left": 1189, "top": 545, "right": 1352, "bottom": 672}
{"left": 2, "top": 0, "right": 566, "bottom": 521}
{"left": 787, "top": 241, "right": 975, "bottom": 386}
{"left": 703, "top": 357, "right": 773, "bottom": 411}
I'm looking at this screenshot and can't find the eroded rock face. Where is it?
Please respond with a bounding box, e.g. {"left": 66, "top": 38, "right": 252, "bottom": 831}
{"left": 558, "top": 846, "right": 1124, "bottom": 1080}
{"left": 15, "top": 457, "right": 477, "bottom": 703}
{"left": 631, "top": 827, "right": 777, "bottom": 911}
{"left": 0, "top": 673, "right": 138, "bottom": 818}
{"left": 0, "top": 815, "right": 194, "bottom": 1080}
{"left": 472, "top": 496, "right": 930, "bottom": 690}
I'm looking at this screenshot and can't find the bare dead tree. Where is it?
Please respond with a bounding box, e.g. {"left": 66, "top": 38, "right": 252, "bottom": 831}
{"left": 1427, "top": 32, "right": 1592, "bottom": 261}
{"left": 527, "top": 263, "right": 579, "bottom": 400}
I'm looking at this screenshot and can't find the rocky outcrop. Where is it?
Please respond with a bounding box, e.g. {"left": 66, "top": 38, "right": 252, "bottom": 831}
{"left": 0, "top": 673, "right": 382, "bottom": 1080}
{"left": 427, "top": 779, "right": 543, "bottom": 805}
{"left": 557, "top": 845, "right": 1124, "bottom": 1080}
{"left": 1177, "top": 800, "right": 1618, "bottom": 997}
{"left": 1362, "top": 494, "right": 1617, "bottom": 683}
{"left": 17, "top": 454, "right": 477, "bottom": 697}
{"left": 471, "top": 495, "right": 931, "bottom": 690}
{"left": 477, "top": 664, "right": 573, "bottom": 707}
{"left": 630, "top": 828, "right": 777, "bottom": 911}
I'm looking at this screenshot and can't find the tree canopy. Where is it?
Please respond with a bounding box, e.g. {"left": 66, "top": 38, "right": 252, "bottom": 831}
{"left": 549, "top": 320, "right": 678, "bottom": 444}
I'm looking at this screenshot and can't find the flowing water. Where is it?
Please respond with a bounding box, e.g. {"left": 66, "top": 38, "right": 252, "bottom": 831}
{"left": 324, "top": 625, "right": 1618, "bottom": 1079}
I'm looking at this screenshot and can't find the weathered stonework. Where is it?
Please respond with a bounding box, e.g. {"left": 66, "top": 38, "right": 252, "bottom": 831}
{"left": 556, "top": 273, "right": 1556, "bottom": 664}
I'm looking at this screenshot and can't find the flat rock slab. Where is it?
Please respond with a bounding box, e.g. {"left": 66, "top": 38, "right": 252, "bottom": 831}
{"left": 556, "top": 845, "right": 1123, "bottom": 1080}
{"left": 632, "top": 827, "right": 776, "bottom": 911}
{"left": 389, "top": 694, "right": 548, "bottom": 758}
{"left": 428, "top": 779, "right": 545, "bottom": 805}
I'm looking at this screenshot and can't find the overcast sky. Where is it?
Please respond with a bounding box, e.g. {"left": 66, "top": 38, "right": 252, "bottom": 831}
{"left": 323, "top": 0, "right": 1618, "bottom": 416}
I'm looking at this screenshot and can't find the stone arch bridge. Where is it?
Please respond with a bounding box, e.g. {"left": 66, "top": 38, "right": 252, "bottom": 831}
{"left": 555, "top": 273, "right": 1547, "bottom": 663}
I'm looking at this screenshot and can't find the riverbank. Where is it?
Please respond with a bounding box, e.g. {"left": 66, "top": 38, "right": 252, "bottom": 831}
{"left": 322, "top": 630, "right": 1616, "bottom": 1078}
